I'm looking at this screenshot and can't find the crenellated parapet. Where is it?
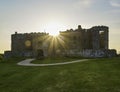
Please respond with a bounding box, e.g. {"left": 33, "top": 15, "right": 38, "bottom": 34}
{"left": 90, "top": 26, "right": 108, "bottom": 31}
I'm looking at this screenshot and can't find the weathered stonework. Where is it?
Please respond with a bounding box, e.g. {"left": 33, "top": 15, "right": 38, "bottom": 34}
{"left": 4, "top": 25, "right": 117, "bottom": 58}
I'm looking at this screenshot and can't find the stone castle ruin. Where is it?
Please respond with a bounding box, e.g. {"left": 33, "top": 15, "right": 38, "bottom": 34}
{"left": 4, "top": 25, "right": 117, "bottom": 58}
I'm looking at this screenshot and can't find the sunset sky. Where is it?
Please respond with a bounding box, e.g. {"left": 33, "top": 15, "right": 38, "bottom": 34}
{"left": 0, "top": 0, "right": 120, "bottom": 53}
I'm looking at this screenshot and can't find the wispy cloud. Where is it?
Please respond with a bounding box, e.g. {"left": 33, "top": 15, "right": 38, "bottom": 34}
{"left": 110, "top": 0, "right": 120, "bottom": 7}
{"left": 73, "top": 0, "right": 94, "bottom": 8}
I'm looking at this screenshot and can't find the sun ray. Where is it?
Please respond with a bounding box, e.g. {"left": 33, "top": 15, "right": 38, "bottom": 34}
{"left": 57, "top": 35, "right": 68, "bottom": 50}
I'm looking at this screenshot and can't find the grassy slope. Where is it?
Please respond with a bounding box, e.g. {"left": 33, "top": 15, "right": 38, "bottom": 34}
{"left": 0, "top": 57, "right": 120, "bottom": 92}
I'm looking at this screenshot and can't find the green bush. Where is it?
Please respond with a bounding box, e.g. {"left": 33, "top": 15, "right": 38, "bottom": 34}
{"left": 0, "top": 55, "right": 3, "bottom": 62}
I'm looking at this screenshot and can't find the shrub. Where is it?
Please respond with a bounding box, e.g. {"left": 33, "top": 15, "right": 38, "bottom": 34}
{"left": 0, "top": 55, "right": 3, "bottom": 62}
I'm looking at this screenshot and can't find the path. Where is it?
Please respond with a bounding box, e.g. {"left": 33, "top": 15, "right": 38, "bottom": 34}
{"left": 17, "top": 58, "right": 88, "bottom": 66}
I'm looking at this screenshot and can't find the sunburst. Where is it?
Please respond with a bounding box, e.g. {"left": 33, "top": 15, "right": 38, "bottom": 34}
{"left": 45, "top": 22, "right": 64, "bottom": 36}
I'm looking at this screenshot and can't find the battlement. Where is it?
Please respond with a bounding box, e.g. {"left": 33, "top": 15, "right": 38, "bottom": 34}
{"left": 12, "top": 32, "right": 49, "bottom": 36}
{"left": 90, "top": 26, "right": 108, "bottom": 31}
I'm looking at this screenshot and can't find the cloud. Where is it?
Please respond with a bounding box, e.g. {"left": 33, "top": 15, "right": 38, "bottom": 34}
{"left": 79, "top": 0, "right": 92, "bottom": 6}
{"left": 110, "top": 0, "right": 120, "bottom": 7}
{"left": 73, "top": 0, "right": 94, "bottom": 8}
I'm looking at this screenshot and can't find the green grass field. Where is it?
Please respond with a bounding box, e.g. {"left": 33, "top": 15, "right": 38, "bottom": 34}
{"left": 32, "top": 57, "right": 84, "bottom": 64}
{"left": 0, "top": 57, "right": 120, "bottom": 92}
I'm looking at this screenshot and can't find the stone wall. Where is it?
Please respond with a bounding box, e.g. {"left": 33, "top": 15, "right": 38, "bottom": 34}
{"left": 4, "top": 25, "right": 117, "bottom": 58}
{"left": 61, "top": 49, "right": 117, "bottom": 58}
{"left": 81, "top": 49, "right": 117, "bottom": 57}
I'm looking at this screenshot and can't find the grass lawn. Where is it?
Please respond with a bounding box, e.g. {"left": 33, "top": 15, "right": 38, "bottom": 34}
{"left": 0, "top": 57, "right": 120, "bottom": 92}
{"left": 32, "top": 57, "right": 84, "bottom": 64}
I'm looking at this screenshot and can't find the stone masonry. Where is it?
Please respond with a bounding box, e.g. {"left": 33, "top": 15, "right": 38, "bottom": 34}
{"left": 4, "top": 25, "right": 117, "bottom": 58}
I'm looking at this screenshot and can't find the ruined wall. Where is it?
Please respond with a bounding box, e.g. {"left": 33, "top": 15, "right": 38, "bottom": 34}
{"left": 60, "top": 25, "right": 86, "bottom": 51}
{"left": 60, "top": 25, "right": 109, "bottom": 51}
{"left": 80, "top": 49, "right": 116, "bottom": 57}
{"left": 11, "top": 32, "right": 33, "bottom": 57}
{"left": 11, "top": 32, "right": 49, "bottom": 57}
{"left": 90, "top": 26, "right": 109, "bottom": 50}
{"left": 32, "top": 33, "right": 49, "bottom": 57}
{"left": 59, "top": 25, "right": 115, "bottom": 57}
{"left": 5, "top": 25, "right": 116, "bottom": 58}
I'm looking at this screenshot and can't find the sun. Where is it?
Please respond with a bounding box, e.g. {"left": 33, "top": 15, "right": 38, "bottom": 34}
{"left": 49, "top": 30, "right": 59, "bottom": 36}
{"left": 46, "top": 22, "right": 63, "bottom": 36}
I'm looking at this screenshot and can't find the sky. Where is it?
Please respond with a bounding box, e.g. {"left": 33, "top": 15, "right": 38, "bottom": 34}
{"left": 0, "top": 0, "right": 120, "bottom": 53}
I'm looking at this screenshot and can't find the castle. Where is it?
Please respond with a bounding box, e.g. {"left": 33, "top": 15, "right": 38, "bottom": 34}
{"left": 4, "top": 25, "right": 117, "bottom": 58}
